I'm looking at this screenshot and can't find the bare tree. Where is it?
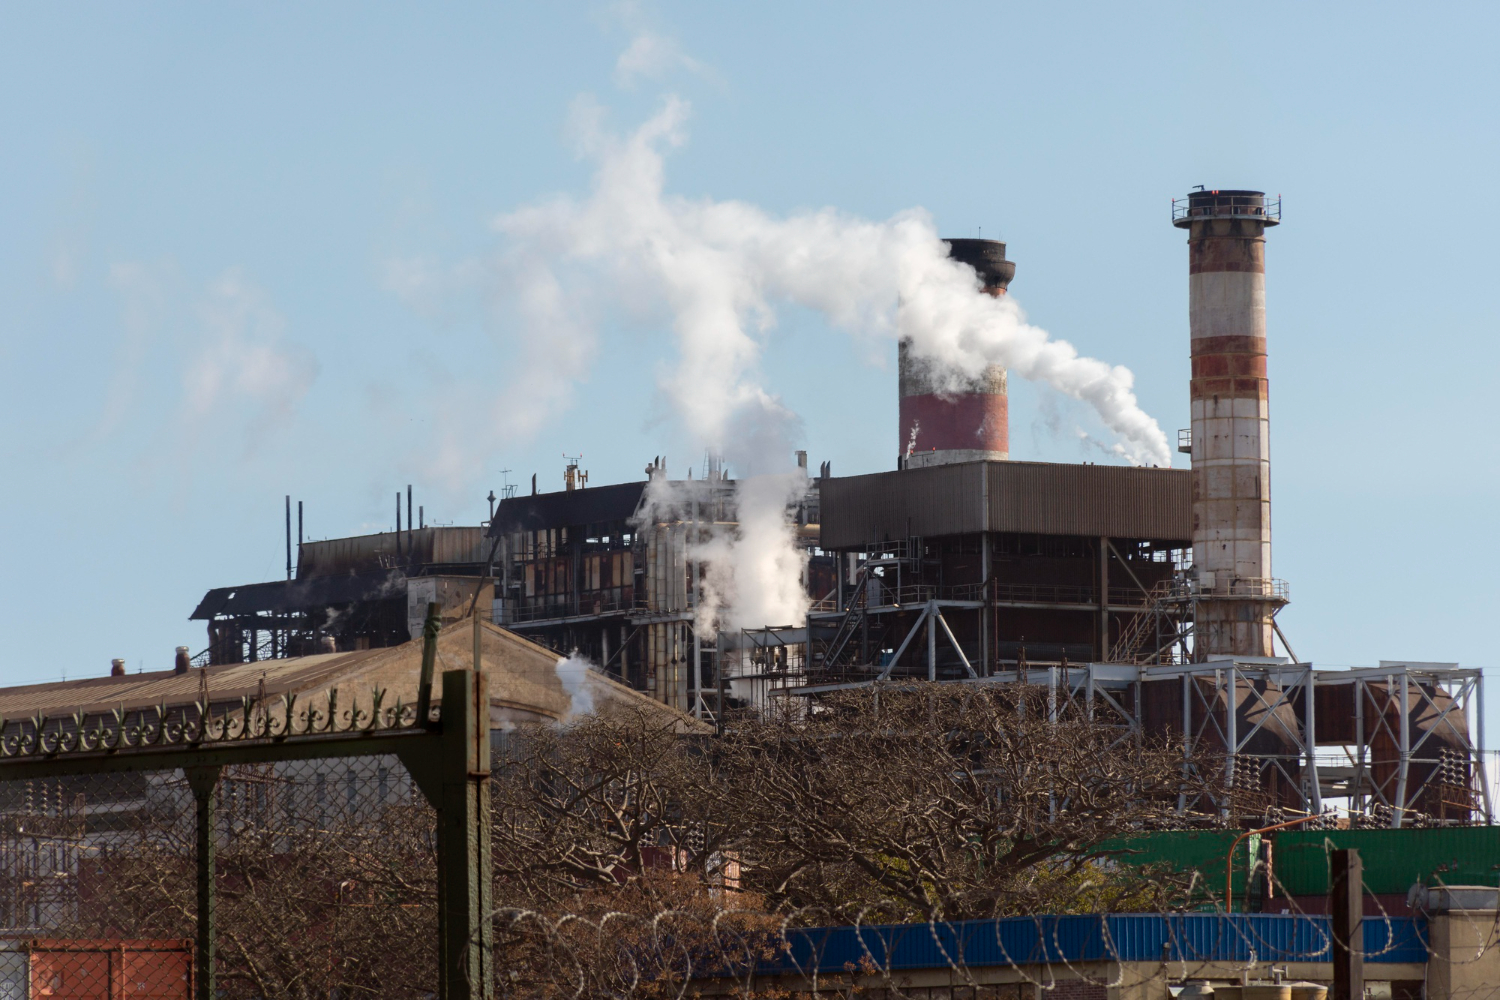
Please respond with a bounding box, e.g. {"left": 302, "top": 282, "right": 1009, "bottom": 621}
{"left": 491, "top": 709, "right": 744, "bottom": 910}
{"left": 721, "top": 686, "right": 1205, "bottom": 921}
{"left": 488, "top": 688, "right": 1205, "bottom": 925}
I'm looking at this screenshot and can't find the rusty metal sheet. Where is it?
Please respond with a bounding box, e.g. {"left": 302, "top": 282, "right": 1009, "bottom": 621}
{"left": 820, "top": 461, "right": 1190, "bottom": 550}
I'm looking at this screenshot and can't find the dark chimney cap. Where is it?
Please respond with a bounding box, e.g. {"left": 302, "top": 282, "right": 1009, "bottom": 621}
{"left": 174, "top": 646, "right": 191, "bottom": 674}
{"left": 110, "top": 658, "right": 126, "bottom": 677}
{"left": 1172, "top": 189, "right": 1280, "bottom": 228}
{"left": 944, "top": 238, "right": 1015, "bottom": 291}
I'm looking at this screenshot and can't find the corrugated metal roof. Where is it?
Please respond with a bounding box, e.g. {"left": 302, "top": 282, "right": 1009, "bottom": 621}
{"left": 489, "top": 481, "right": 647, "bottom": 536}
{"left": 0, "top": 621, "right": 708, "bottom": 733}
{"left": 190, "top": 570, "right": 407, "bottom": 619}
{"left": 820, "top": 461, "right": 1191, "bottom": 549}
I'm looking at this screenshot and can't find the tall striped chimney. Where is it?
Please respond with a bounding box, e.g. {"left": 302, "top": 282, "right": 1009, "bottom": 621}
{"left": 898, "top": 238, "right": 1014, "bottom": 469}
{"left": 1173, "top": 189, "right": 1285, "bottom": 659}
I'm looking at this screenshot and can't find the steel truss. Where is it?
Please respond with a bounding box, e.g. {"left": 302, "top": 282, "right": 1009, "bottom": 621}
{"left": 1141, "top": 660, "right": 1320, "bottom": 820}
{"left": 1320, "top": 662, "right": 1491, "bottom": 828}
{"left": 784, "top": 656, "right": 1489, "bottom": 829}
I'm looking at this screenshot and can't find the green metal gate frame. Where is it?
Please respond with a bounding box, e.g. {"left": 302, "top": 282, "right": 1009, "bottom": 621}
{"left": 0, "top": 608, "right": 493, "bottom": 1000}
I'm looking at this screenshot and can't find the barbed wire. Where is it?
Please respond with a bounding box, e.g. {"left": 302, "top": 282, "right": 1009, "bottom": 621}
{"left": 0, "top": 690, "right": 1496, "bottom": 998}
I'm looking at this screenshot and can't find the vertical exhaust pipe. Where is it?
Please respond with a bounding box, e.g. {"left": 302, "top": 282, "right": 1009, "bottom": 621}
{"left": 1173, "top": 189, "right": 1285, "bottom": 658}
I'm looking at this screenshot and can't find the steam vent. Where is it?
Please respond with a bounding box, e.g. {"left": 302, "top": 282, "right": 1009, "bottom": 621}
{"left": 1173, "top": 189, "right": 1284, "bottom": 658}
{"left": 898, "top": 238, "right": 1015, "bottom": 468}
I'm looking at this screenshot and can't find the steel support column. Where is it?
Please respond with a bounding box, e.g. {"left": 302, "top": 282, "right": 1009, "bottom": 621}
{"left": 1479, "top": 671, "right": 1494, "bottom": 824}
{"left": 436, "top": 668, "right": 493, "bottom": 1000}
{"left": 1394, "top": 674, "right": 1410, "bottom": 828}
{"left": 1097, "top": 536, "right": 1109, "bottom": 660}
{"left": 926, "top": 602, "right": 937, "bottom": 682}
{"left": 1223, "top": 667, "right": 1236, "bottom": 813}
{"left": 185, "top": 765, "right": 221, "bottom": 1000}
{"left": 1303, "top": 665, "right": 1323, "bottom": 813}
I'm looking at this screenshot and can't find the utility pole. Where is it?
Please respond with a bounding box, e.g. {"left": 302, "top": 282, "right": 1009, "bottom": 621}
{"left": 1331, "top": 848, "right": 1363, "bottom": 1000}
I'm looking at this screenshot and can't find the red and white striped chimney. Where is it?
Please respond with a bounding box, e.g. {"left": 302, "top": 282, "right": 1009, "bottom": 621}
{"left": 898, "top": 238, "right": 1015, "bottom": 469}
{"left": 1173, "top": 189, "right": 1285, "bottom": 659}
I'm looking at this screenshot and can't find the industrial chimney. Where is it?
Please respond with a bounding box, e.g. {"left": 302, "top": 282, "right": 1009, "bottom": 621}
{"left": 898, "top": 238, "right": 1015, "bottom": 469}
{"left": 1173, "top": 189, "right": 1285, "bottom": 659}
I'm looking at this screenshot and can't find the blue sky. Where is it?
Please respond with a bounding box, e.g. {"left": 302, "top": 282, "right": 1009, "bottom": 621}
{"left": 1, "top": 2, "right": 1497, "bottom": 733}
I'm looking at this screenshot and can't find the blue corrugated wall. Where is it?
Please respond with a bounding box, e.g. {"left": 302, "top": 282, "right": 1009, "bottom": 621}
{"left": 748, "top": 914, "right": 1426, "bottom": 977}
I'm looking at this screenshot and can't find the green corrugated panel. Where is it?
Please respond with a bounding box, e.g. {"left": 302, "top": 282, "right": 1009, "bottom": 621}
{"left": 1097, "top": 830, "right": 1254, "bottom": 901}
{"left": 1098, "top": 827, "right": 1500, "bottom": 903}
{"left": 1273, "top": 827, "right": 1500, "bottom": 896}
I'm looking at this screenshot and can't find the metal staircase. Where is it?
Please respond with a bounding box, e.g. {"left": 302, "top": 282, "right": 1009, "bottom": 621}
{"left": 1107, "top": 580, "right": 1184, "bottom": 664}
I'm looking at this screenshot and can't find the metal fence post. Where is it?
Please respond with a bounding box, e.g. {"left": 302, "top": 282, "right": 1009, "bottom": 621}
{"left": 1331, "top": 847, "right": 1363, "bottom": 1000}
{"left": 437, "top": 668, "right": 493, "bottom": 1000}
{"left": 185, "top": 765, "right": 221, "bottom": 1000}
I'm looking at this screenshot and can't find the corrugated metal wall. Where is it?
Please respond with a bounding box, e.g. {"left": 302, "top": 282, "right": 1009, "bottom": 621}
{"left": 1101, "top": 826, "right": 1500, "bottom": 899}
{"left": 1274, "top": 827, "right": 1500, "bottom": 896}
{"left": 988, "top": 463, "right": 1191, "bottom": 539}
{"left": 820, "top": 464, "right": 987, "bottom": 548}
{"left": 820, "top": 461, "right": 1191, "bottom": 549}
{"left": 298, "top": 527, "right": 489, "bottom": 577}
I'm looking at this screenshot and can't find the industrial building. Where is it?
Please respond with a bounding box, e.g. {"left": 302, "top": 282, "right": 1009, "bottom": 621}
{"left": 486, "top": 455, "right": 832, "bottom": 716}
{"left": 179, "top": 191, "right": 1488, "bottom": 829}
{"left": 191, "top": 491, "right": 496, "bottom": 663}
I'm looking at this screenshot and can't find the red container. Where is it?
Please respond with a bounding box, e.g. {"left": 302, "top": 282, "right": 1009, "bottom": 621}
{"left": 28, "top": 940, "right": 191, "bottom": 999}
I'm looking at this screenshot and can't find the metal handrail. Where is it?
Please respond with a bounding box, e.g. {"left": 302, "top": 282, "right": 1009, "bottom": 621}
{"left": 504, "top": 590, "right": 633, "bottom": 624}
{"left": 1172, "top": 194, "right": 1282, "bottom": 223}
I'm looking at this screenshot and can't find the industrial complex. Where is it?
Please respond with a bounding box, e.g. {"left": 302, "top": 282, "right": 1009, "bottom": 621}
{"left": 0, "top": 187, "right": 1494, "bottom": 1000}
{"left": 106, "top": 189, "right": 1496, "bottom": 832}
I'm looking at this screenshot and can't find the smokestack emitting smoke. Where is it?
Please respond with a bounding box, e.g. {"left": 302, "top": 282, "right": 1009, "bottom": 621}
{"left": 497, "top": 97, "right": 1170, "bottom": 470}
{"left": 899, "top": 238, "right": 1014, "bottom": 467}
{"left": 441, "top": 93, "right": 1171, "bottom": 636}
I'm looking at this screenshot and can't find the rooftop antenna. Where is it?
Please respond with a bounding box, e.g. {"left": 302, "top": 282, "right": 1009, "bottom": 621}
{"left": 500, "top": 469, "right": 516, "bottom": 500}
{"left": 285, "top": 495, "right": 292, "bottom": 580}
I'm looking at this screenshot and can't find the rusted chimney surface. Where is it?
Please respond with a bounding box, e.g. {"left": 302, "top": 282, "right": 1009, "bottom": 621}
{"left": 898, "top": 238, "right": 1014, "bottom": 469}
{"left": 1173, "top": 189, "right": 1285, "bottom": 658}
{"left": 110, "top": 658, "right": 126, "bottom": 677}
{"left": 174, "top": 646, "right": 191, "bottom": 674}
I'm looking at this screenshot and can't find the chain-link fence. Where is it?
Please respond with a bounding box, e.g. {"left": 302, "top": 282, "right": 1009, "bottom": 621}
{"left": 0, "top": 757, "right": 437, "bottom": 999}
{"left": 4, "top": 664, "right": 1500, "bottom": 1000}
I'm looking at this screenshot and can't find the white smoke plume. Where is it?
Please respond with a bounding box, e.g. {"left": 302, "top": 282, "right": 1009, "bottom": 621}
{"left": 637, "top": 470, "right": 810, "bottom": 636}
{"left": 492, "top": 93, "right": 1169, "bottom": 631}
{"left": 554, "top": 653, "right": 597, "bottom": 720}
{"left": 183, "top": 268, "right": 318, "bottom": 456}
{"left": 498, "top": 95, "right": 1171, "bottom": 471}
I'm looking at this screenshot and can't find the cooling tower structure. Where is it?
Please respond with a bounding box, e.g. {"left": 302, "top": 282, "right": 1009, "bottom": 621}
{"left": 898, "top": 238, "right": 1015, "bottom": 469}
{"left": 1173, "top": 189, "right": 1286, "bottom": 659}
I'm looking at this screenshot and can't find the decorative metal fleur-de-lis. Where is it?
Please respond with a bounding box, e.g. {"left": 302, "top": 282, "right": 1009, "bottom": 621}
{"left": 153, "top": 701, "right": 173, "bottom": 744}
{"left": 367, "top": 686, "right": 386, "bottom": 731}
{"left": 279, "top": 692, "right": 296, "bottom": 737}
